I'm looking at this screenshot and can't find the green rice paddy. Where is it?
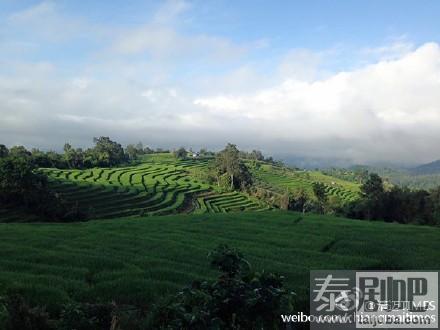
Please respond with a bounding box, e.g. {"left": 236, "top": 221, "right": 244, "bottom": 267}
{"left": 0, "top": 211, "right": 438, "bottom": 313}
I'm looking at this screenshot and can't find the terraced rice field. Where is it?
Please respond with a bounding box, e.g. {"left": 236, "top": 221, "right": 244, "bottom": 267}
{"left": 0, "top": 211, "right": 438, "bottom": 314}
{"left": 254, "top": 163, "right": 360, "bottom": 202}
{"left": 37, "top": 158, "right": 267, "bottom": 220}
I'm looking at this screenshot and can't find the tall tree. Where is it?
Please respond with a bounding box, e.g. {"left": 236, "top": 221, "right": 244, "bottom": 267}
{"left": 135, "top": 142, "right": 143, "bottom": 151}
{"left": 360, "top": 173, "right": 384, "bottom": 199}
{"left": 215, "top": 143, "right": 252, "bottom": 190}
{"left": 8, "top": 146, "right": 31, "bottom": 158}
{"left": 360, "top": 173, "right": 385, "bottom": 219}
{"left": 63, "top": 143, "right": 74, "bottom": 168}
{"left": 174, "top": 147, "right": 187, "bottom": 160}
{"left": 125, "top": 144, "right": 138, "bottom": 160}
{"left": 312, "top": 182, "right": 327, "bottom": 213}
{"left": 92, "top": 136, "right": 126, "bottom": 167}
{"left": 63, "top": 143, "right": 84, "bottom": 168}
{"left": 251, "top": 150, "right": 264, "bottom": 161}
{"left": 292, "top": 188, "right": 309, "bottom": 214}
{"left": 0, "top": 144, "right": 8, "bottom": 158}
{"left": 216, "top": 144, "right": 241, "bottom": 190}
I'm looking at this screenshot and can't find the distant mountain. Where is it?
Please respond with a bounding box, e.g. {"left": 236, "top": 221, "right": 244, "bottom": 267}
{"left": 410, "top": 160, "right": 440, "bottom": 175}
{"left": 346, "top": 163, "right": 440, "bottom": 190}
{"left": 278, "top": 155, "right": 354, "bottom": 169}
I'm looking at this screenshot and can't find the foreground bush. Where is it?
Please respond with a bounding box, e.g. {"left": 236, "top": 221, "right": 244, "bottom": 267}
{"left": 148, "top": 244, "right": 295, "bottom": 329}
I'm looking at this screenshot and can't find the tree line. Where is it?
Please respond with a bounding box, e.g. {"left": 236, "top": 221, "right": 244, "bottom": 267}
{"left": 0, "top": 137, "right": 154, "bottom": 221}
{"left": 268, "top": 173, "right": 440, "bottom": 226}
{"left": 0, "top": 137, "right": 174, "bottom": 170}
{"left": 2, "top": 138, "right": 440, "bottom": 225}
{"left": 0, "top": 151, "right": 85, "bottom": 221}
{"left": 344, "top": 173, "right": 440, "bottom": 225}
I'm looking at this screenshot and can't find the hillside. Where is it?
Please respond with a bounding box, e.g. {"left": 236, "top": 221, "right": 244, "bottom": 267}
{"left": 252, "top": 162, "right": 360, "bottom": 202}
{"left": 411, "top": 159, "right": 440, "bottom": 175}
{"left": 0, "top": 153, "right": 360, "bottom": 222}
{"left": 41, "top": 157, "right": 268, "bottom": 219}
{"left": 0, "top": 211, "right": 438, "bottom": 319}
{"left": 348, "top": 164, "right": 440, "bottom": 190}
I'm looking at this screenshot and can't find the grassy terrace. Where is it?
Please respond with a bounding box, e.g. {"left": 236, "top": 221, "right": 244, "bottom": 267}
{"left": 0, "top": 155, "right": 369, "bottom": 223}
{"left": 254, "top": 163, "right": 360, "bottom": 202}
{"left": 0, "top": 211, "right": 438, "bottom": 314}
{"left": 34, "top": 157, "right": 267, "bottom": 220}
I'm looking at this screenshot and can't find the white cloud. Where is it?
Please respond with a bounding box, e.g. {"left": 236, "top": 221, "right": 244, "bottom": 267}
{"left": 111, "top": 24, "right": 247, "bottom": 61}
{"left": 152, "top": 0, "right": 190, "bottom": 25}
{"left": 363, "top": 41, "right": 414, "bottom": 60}
{"left": 71, "top": 78, "right": 90, "bottom": 90}
{"left": 2, "top": 40, "right": 440, "bottom": 164}
{"left": 193, "top": 43, "right": 440, "bottom": 163}
{"left": 6, "top": 1, "right": 96, "bottom": 44}
{"left": 8, "top": 1, "right": 55, "bottom": 22}
{"left": 2, "top": 3, "right": 440, "bottom": 165}
{"left": 2, "top": 42, "right": 440, "bottom": 164}
{"left": 110, "top": 0, "right": 247, "bottom": 61}
{"left": 277, "top": 49, "right": 322, "bottom": 81}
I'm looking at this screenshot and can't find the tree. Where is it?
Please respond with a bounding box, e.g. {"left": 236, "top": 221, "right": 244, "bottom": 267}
{"left": 135, "top": 142, "right": 143, "bottom": 152}
{"left": 63, "top": 144, "right": 73, "bottom": 164}
{"left": 143, "top": 146, "right": 153, "bottom": 154}
{"left": 0, "top": 155, "right": 86, "bottom": 221}
{"left": 360, "top": 173, "right": 384, "bottom": 199}
{"left": 30, "top": 149, "right": 54, "bottom": 168}
{"left": 291, "top": 188, "right": 310, "bottom": 214}
{"left": 2, "top": 293, "right": 52, "bottom": 330}
{"left": 279, "top": 190, "right": 290, "bottom": 210}
{"left": 312, "top": 182, "right": 327, "bottom": 213}
{"left": 0, "top": 155, "right": 57, "bottom": 214}
{"left": 125, "top": 142, "right": 145, "bottom": 161}
{"left": 429, "top": 187, "right": 440, "bottom": 225}
{"left": 250, "top": 150, "right": 264, "bottom": 161}
{"left": 125, "top": 144, "right": 138, "bottom": 160}
{"left": 215, "top": 143, "right": 244, "bottom": 190}
{"left": 8, "top": 146, "right": 31, "bottom": 158}
{"left": 326, "top": 195, "right": 344, "bottom": 214}
{"left": 0, "top": 144, "right": 8, "bottom": 158}
{"left": 174, "top": 147, "right": 187, "bottom": 160}
{"left": 63, "top": 143, "right": 84, "bottom": 169}
{"left": 360, "top": 173, "right": 384, "bottom": 219}
{"left": 149, "top": 245, "right": 294, "bottom": 329}
{"left": 0, "top": 156, "right": 42, "bottom": 204}
{"left": 92, "top": 137, "right": 126, "bottom": 167}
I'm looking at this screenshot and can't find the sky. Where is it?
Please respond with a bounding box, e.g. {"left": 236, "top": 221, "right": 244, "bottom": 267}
{"left": 1, "top": 0, "right": 440, "bottom": 165}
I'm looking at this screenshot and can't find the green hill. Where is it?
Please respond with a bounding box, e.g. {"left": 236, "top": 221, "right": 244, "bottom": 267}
{"left": 1, "top": 153, "right": 360, "bottom": 222}
{"left": 0, "top": 211, "right": 438, "bottom": 316}
{"left": 252, "top": 163, "right": 360, "bottom": 202}
{"left": 411, "top": 159, "right": 440, "bottom": 175}
{"left": 35, "top": 155, "right": 268, "bottom": 220}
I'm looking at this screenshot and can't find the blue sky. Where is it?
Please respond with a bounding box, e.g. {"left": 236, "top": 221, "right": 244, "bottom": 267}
{"left": 2, "top": 1, "right": 439, "bottom": 68}
{"left": 1, "top": 1, "right": 440, "bottom": 164}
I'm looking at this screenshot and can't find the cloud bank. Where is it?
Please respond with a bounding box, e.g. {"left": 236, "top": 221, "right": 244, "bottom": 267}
{"left": 194, "top": 43, "right": 440, "bottom": 164}
{"left": 1, "top": 1, "right": 440, "bottom": 165}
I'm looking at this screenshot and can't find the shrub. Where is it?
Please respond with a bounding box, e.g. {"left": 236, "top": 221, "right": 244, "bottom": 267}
{"left": 148, "top": 244, "right": 295, "bottom": 329}
{"left": 59, "top": 303, "right": 114, "bottom": 330}
{"left": 0, "top": 293, "right": 53, "bottom": 330}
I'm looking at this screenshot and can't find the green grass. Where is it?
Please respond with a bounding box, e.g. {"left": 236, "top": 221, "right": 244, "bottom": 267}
{"left": 253, "top": 163, "right": 360, "bottom": 202}
{"left": 29, "top": 159, "right": 267, "bottom": 220}
{"left": 0, "top": 211, "right": 438, "bottom": 313}
{"left": 0, "top": 155, "right": 371, "bottom": 223}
